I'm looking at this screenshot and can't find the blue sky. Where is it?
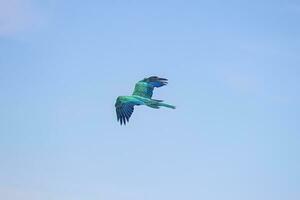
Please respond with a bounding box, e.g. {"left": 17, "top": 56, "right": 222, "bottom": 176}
{"left": 0, "top": 0, "right": 300, "bottom": 199}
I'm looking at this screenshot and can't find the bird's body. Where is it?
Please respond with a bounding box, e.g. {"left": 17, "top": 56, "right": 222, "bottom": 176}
{"left": 115, "top": 76, "right": 176, "bottom": 125}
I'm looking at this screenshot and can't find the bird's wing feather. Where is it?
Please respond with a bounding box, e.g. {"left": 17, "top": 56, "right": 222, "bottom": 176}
{"left": 115, "top": 98, "right": 135, "bottom": 125}
{"left": 132, "top": 76, "right": 168, "bottom": 98}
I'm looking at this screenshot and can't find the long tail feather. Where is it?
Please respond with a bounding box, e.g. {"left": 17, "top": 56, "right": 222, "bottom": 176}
{"left": 158, "top": 102, "right": 176, "bottom": 109}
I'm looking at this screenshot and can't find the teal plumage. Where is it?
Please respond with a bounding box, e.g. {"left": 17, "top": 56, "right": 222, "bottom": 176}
{"left": 115, "top": 76, "right": 176, "bottom": 125}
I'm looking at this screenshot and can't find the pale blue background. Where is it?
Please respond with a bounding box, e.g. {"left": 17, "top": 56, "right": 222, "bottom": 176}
{"left": 0, "top": 0, "right": 300, "bottom": 199}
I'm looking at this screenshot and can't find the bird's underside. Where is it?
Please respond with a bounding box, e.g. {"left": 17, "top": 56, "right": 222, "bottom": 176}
{"left": 115, "top": 76, "right": 175, "bottom": 125}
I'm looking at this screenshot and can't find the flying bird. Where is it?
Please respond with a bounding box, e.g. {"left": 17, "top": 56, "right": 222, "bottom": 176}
{"left": 115, "top": 76, "right": 176, "bottom": 125}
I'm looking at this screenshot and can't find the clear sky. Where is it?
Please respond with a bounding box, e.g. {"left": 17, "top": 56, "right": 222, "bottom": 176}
{"left": 0, "top": 0, "right": 300, "bottom": 199}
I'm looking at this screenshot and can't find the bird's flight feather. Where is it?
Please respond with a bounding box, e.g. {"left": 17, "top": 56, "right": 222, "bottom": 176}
{"left": 132, "top": 76, "right": 168, "bottom": 99}
{"left": 115, "top": 98, "right": 135, "bottom": 125}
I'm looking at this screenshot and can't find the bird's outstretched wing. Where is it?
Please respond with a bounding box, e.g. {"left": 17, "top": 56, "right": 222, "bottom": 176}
{"left": 115, "top": 97, "right": 135, "bottom": 125}
{"left": 132, "top": 76, "right": 168, "bottom": 99}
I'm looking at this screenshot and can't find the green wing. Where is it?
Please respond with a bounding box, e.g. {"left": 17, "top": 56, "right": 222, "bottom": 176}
{"left": 132, "top": 76, "right": 168, "bottom": 99}
{"left": 115, "top": 97, "right": 135, "bottom": 125}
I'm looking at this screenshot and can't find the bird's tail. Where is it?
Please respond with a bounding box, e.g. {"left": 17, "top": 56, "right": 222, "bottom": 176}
{"left": 146, "top": 99, "right": 176, "bottom": 109}
{"left": 157, "top": 102, "right": 176, "bottom": 109}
